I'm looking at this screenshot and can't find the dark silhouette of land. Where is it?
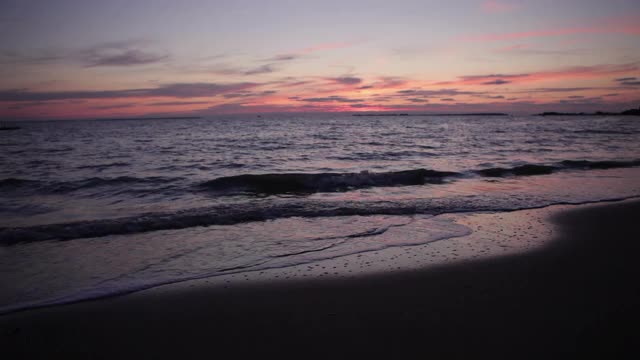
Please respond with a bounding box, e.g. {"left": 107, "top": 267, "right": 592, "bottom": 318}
{"left": 97, "top": 116, "right": 202, "bottom": 121}
{"left": 538, "top": 106, "right": 640, "bottom": 116}
{"left": 353, "top": 112, "right": 509, "bottom": 116}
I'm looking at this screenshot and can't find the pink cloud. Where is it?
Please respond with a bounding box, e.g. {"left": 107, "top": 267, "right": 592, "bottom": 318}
{"left": 436, "top": 62, "right": 639, "bottom": 86}
{"left": 482, "top": 1, "right": 518, "bottom": 14}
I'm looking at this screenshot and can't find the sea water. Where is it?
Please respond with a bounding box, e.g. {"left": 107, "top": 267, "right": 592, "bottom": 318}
{"left": 1, "top": 113, "right": 639, "bottom": 313}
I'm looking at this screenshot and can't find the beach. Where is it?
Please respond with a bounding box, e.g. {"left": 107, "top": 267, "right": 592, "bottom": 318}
{"left": 2, "top": 199, "right": 639, "bottom": 359}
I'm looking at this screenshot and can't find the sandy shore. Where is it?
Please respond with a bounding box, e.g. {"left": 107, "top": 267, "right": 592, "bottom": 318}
{"left": 2, "top": 200, "right": 640, "bottom": 359}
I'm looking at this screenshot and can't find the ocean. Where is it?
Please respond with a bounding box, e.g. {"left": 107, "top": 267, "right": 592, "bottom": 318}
{"left": 1, "top": 113, "right": 639, "bottom": 313}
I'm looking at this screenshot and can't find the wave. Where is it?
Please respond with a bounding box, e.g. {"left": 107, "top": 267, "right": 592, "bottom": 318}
{"left": 559, "top": 159, "right": 640, "bottom": 170}
{"left": 475, "top": 159, "right": 640, "bottom": 177}
{"left": 3, "top": 192, "right": 640, "bottom": 245}
{"left": 0, "top": 178, "right": 39, "bottom": 188}
{"left": 475, "top": 164, "right": 556, "bottom": 177}
{"left": 75, "top": 162, "right": 130, "bottom": 170}
{"left": 573, "top": 129, "right": 638, "bottom": 135}
{"left": 199, "top": 169, "right": 458, "bottom": 194}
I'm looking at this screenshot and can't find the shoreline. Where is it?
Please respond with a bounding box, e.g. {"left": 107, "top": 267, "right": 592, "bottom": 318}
{"left": 2, "top": 199, "right": 640, "bottom": 358}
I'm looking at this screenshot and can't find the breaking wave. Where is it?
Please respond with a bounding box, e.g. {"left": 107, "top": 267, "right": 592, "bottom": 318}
{"left": 199, "top": 168, "right": 459, "bottom": 194}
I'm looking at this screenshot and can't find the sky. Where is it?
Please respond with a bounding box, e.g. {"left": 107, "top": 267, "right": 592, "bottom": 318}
{"left": 1, "top": 0, "right": 639, "bottom": 119}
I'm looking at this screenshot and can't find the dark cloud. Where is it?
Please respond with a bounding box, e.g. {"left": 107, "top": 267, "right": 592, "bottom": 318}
{"left": 149, "top": 101, "right": 210, "bottom": 106}
{"left": 604, "top": 93, "right": 619, "bottom": 97}
{"left": 613, "top": 76, "right": 640, "bottom": 85}
{"left": 486, "top": 95, "right": 505, "bottom": 99}
{"left": 396, "top": 89, "right": 482, "bottom": 97}
{"left": 84, "top": 49, "right": 167, "bottom": 66}
{"left": 328, "top": 77, "right": 362, "bottom": 85}
{"left": 223, "top": 90, "right": 277, "bottom": 99}
{"left": 244, "top": 64, "right": 276, "bottom": 75}
{"left": 90, "top": 103, "right": 136, "bottom": 110}
{"left": 81, "top": 42, "right": 168, "bottom": 67}
{"left": 361, "top": 77, "right": 407, "bottom": 89}
{"left": 481, "top": 79, "right": 511, "bottom": 85}
{"left": 300, "top": 96, "right": 363, "bottom": 103}
{"left": 6, "top": 101, "right": 50, "bottom": 110}
{"left": 223, "top": 92, "right": 254, "bottom": 99}
{"left": 407, "top": 98, "right": 429, "bottom": 103}
{"left": 206, "top": 64, "right": 246, "bottom": 76}
{"left": 440, "top": 98, "right": 455, "bottom": 101}
{"left": 0, "top": 50, "right": 63, "bottom": 65}
{"left": 0, "top": 82, "right": 258, "bottom": 102}
{"left": 462, "top": 73, "right": 529, "bottom": 80}
{"left": 265, "top": 54, "right": 299, "bottom": 62}
{"left": 522, "top": 87, "right": 594, "bottom": 93}
{"left": 568, "top": 95, "right": 584, "bottom": 99}
{"left": 1, "top": 41, "right": 168, "bottom": 67}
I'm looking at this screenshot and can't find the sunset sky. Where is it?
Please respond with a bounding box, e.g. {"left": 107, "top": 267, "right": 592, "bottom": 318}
{"left": 1, "top": 0, "right": 639, "bottom": 119}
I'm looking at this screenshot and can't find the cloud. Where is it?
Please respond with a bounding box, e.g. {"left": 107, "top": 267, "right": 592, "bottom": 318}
{"left": 243, "top": 64, "right": 276, "bottom": 75}
{"left": 1, "top": 40, "right": 168, "bottom": 67}
{"left": 266, "top": 54, "right": 300, "bottom": 62}
{"left": 395, "top": 89, "right": 483, "bottom": 97}
{"left": 80, "top": 42, "right": 168, "bottom": 67}
{"left": 0, "top": 82, "right": 259, "bottom": 102}
{"left": 360, "top": 77, "right": 408, "bottom": 90}
{"left": 222, "top": 90, "right": 278, "bottom": 99}
{"left": 83, "top": 49, "right": 167, "bottom": 67}
{"left": 0, "top": 50, "right": 63, "bottom": 65}
{"left": 327, "top": 76, "right": 362, "bottom": 85}
{"left": 523, "top": 87, "right": 596, "bottom": 93}
{"left": 442, "top": 63, "right": 639, "bottom": 87}
{"left": 265, "top": 41, "right": 355, "bottom": 62}
{"left": 494, "top": 44, "right": 590, "bottom": 56}
{"left": 482, "top": 79, "right": 511, "bottom": 85}
{"left": 438, "top": 73, "right": 529, "bottom": 85}
{"left": 440, "top": 98, "right": 455, "bottom": 102}
{"left": 300, "top": 96, "right": 363, "bottom": 103}
{"left": 149, "top": 101, "right": 211, "bottom": 106}
{"left": 482, "top": 1, "right": 518, "bottom": 14}
{"left": 614, "top": 76, "right": 640, "bottom": 85}
{"left": 90, "top": 103, "right": 136, "bottom": 110}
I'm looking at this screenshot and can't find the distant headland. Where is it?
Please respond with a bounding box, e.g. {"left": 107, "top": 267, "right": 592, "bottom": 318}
{"left": 352, "top": 113, "right": 508, "bottom": 117}
{"left": 537, "top": 107, "right": 640, "bottom": 116}
{"left": 96, "top": 116, "right": 202, "bottom": 121}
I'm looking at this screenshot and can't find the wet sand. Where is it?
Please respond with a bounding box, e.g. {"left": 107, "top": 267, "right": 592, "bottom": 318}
{"left": 2, "top": 200, "right": 640, "bottom": 359}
